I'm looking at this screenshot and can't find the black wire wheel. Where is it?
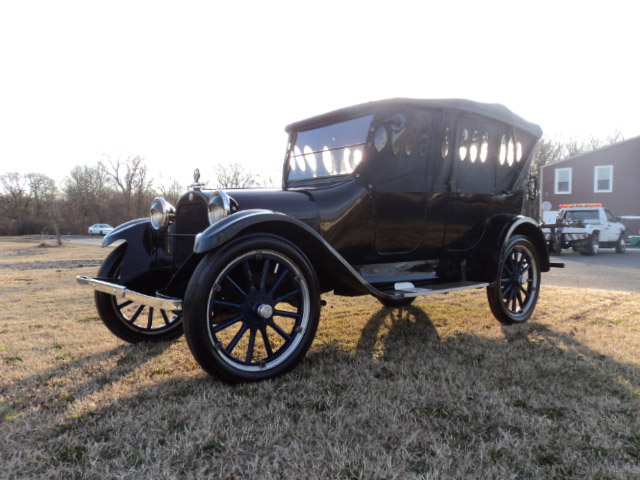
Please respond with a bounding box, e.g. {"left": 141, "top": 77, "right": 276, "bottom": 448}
{"left": 183, "top": 235, "right": 320, "bottom": 383}
{"left": 94, "top": 244, "right": 183, "bottom": 343}
{"left": 487, "top": 235, "right": 541, "bottom": 325}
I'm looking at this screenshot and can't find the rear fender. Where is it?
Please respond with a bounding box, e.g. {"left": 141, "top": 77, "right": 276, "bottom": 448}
{"left": 474, "top": 215, "right": 550, "bottom": 283}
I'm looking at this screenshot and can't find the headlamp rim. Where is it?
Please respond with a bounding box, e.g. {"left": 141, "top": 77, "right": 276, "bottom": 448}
{"left": 208, "top": 190, "right": 231, "bottom": 225}
{"left": 150, "top": 196, "right": 175, "bottom": 231}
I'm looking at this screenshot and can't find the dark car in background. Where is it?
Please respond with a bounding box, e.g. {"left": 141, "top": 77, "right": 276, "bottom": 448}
{"left": 77, "top": 98, "right": 560, "bottom": 383}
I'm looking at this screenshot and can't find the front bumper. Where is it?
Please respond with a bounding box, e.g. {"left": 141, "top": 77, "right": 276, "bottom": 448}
{"left": 76, "top": 275, "right": 182, "bottom": 311}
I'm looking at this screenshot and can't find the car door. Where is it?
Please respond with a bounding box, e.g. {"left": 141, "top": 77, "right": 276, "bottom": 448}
{"left": 373, "top": 113, "right": 427, "bottom": 255}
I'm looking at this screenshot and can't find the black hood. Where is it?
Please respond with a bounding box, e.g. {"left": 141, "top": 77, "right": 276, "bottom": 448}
{"left": 224, "top": 188, "right": 319, "bottom": 223}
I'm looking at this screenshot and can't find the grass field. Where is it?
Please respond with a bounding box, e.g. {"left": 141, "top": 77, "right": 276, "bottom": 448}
{"left": 1, "top": 237, "right": 639, "bottom": 479}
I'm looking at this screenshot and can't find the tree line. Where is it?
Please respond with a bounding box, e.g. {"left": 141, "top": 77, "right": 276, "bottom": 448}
{"left": 0, "top": 157, "right": 268, "bottom": 236}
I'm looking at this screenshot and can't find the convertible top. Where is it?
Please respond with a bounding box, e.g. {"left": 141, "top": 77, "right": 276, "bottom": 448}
{"left": 285, "top": 98, "right": 543, "bottom": 139}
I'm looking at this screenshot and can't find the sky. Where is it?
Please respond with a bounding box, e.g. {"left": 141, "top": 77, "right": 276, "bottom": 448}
{"left": 1, "top": 0, "right": 638, "bottom": 188}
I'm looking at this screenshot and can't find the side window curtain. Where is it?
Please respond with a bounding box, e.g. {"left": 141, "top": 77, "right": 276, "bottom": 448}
{"left": 494, "top": 126, "right": 527, "bottom": 194}
{"left": 450, "top": 114, "right": 496, "bottom": 195}
{"left": 367, "top": 110, "right": 426, "bottom": 192}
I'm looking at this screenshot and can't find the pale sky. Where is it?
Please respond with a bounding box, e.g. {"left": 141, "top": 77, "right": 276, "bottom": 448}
{"left": 1, "top": 0, "right": 638, "bottom": 188}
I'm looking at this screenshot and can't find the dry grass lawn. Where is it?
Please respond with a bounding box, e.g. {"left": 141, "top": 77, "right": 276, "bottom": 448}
{"left": 1, "top": 237, "right": 639, "bottom": 479}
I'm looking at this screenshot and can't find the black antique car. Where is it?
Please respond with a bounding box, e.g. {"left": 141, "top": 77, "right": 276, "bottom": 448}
{"left": 77, "top": 98, "right": 561, "bottom": 383}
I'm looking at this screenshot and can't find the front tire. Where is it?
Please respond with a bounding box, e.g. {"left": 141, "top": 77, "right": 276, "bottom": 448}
{"left": 615, "top": 235, "right": 626, "bottom": 254}
{"left": 487, "top": 235, "right": 541, "bottom": 325}
{"left": 183, "top": 235, "right": 320, "bottom": 383}
{"left": 94, "top": 244, "right": 183, "bottom": 343}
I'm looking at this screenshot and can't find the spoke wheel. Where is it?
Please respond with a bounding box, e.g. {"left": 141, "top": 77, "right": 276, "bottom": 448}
{"left": 184, "top": 236, "right": 320, "bottom": 383}
{"left": 95, "top": 244, "right": 183, "bottom": 343}
{"left": 487, "top": 235, "right": 540, "bottom": 325}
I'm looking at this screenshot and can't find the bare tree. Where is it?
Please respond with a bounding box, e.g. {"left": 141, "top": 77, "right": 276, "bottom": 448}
{"left": 214, "top": 163, "right": 263, "bottom": 189}
{"left": 26, "top": 173, "right": 56, "bottom": 218}
{"left": 105, "top": 156, "right": 154, "bottom": 219}
{"left": 156, "top": 177, "right": 185, "bottom": 205}
{"left": 0, "top": 172, "right": 28, "bottom": 211}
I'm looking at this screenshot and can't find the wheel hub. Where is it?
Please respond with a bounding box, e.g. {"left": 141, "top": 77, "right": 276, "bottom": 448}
{"left": 256, "top": 304, "right": 273, "bottom": 319}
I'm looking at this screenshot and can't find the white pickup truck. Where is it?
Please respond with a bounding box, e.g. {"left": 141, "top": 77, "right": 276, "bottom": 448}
{"left": 551, "top": 204, "right": 626, "bottom": 255}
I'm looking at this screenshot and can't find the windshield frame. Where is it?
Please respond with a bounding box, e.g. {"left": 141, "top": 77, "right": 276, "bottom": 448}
{"left": 283, "top": 114, "right": 373, "bottom": 186}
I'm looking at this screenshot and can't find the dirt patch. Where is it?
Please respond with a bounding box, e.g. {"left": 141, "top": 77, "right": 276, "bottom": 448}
{"left": 36, "top": 241, "right": 60, "bottom": 248}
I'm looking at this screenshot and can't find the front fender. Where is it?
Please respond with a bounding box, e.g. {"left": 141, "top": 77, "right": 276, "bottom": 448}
{"left": 102, "top": 218, "right": 151, "bottom": 247}
{"left": 194, "top": 209, "right": 311, "bottom": 253}
{"left": 194, "top": 209, "right": 373, "bottom": 296}
{"left": 100, "top": 218, "right": 170, "bottom": 285}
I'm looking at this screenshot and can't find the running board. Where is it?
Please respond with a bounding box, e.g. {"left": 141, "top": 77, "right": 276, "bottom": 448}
{"left": 376, "top": 280, "right": 489, "bottom": 299}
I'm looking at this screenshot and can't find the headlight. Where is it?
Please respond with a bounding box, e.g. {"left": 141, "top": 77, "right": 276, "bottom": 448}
{"left": 150, "top": 197, "right": 175, "bottom": 231}
{"left": 208, "top": 190, "right": 231, "bottom": 225}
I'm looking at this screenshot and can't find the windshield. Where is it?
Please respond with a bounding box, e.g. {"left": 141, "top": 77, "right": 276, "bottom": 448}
{"left": 565, "top": 210, "right": 599, "bottom": 223}
{"left": 287, "top": 115, "right": 373, "bottom": 181}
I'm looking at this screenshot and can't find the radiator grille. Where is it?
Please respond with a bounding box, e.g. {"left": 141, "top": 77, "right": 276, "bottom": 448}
{"left": 174, "top": 202, "right": 208, "bottom": 266}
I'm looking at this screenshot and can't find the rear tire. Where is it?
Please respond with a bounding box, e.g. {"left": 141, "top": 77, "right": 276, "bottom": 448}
{"left": 183, "top": 235, "right": 320, "bottom": 383}
{"left": 580, "top": 233, "right": 599, "bottom": 256}
{"left": 487, "top": 235, "right": 540, "bottom": 325}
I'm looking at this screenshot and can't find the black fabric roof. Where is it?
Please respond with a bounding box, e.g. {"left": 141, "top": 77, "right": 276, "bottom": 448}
{"left": 285, "top": 98, "right": 543, "bottom": 138}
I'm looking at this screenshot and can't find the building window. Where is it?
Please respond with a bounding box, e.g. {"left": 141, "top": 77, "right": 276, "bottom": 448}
{"left": 555, "top": 168, "right": 572, "bottom": 194}
{"left": 594, "top": 165, "right": 613, "bottom": 193}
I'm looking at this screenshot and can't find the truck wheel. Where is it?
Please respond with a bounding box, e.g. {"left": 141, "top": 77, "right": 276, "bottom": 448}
{"left": 183, "top": 236, "right": 320, "bottom": 384}
{"left": 487, "top": 235, "right": 540, "bottom": 325}
{"left": 94, "top": 244, "right": 184, "bottom": 343}
{"left": 581, "top": 233, "right": 599, "bottom": 256}
{"left": 615, "top": 235, "right": 626, "bottom": 254}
